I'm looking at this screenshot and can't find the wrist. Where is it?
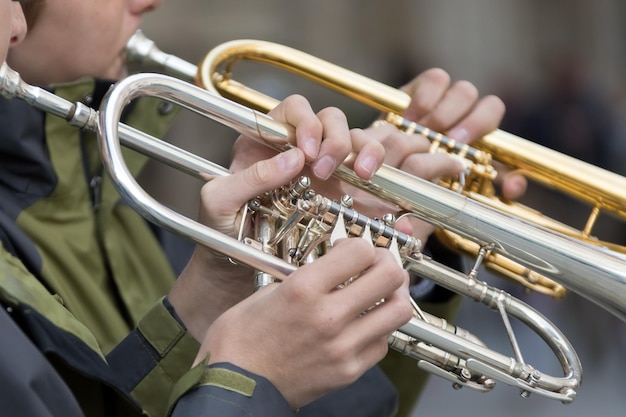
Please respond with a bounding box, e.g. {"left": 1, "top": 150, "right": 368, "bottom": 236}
{"left": 169, "top": 248, "right": 255, "bottom": 341}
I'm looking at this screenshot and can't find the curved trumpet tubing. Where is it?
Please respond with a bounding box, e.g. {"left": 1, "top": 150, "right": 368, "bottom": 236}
{"left": 4, "top": 62, "right": 613, "bottom": 403}
{"left": 99, "top": 72, "right": 587, "bottom": 402}
{"left": 125, "top": 30, "right": 626, "bottom": 299}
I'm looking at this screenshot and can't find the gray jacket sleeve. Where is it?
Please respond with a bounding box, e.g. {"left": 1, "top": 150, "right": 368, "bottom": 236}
{"left": 169, "top": 361, "right": 294, "bottom": 417}
{"left": 0, "top": 299, "right": 293, "bottom": 417}
{"left": 0, "top": 307, "right": 84, "bottom": 417}
{"left": 108, "top": 297, "right": 294, "bottom": 417}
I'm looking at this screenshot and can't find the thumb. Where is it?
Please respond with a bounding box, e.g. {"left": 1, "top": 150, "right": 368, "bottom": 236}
{"left": 202, "top": 148, "right": 306, "bottom": 212}
{"left": 239, "top": 148, "right": 306, "bottom": 196}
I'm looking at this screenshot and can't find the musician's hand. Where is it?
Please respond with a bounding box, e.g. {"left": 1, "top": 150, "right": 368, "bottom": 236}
{"left": 230, "top": 94, "right": 384, "bottom": 182}
{"left": 396, "top": 67, "right": 526, "bottom": 200}
{"left": 169, "top": 148, "right": 305, "bottom": 341}
{"left": 197, "top": 238, "right": 413, "bottom": 409}
{"left": 170, "top": 95, "right": 384, "bottom": 341}
{"left": 357, "top": 68, "right": 526, "bottom": 242}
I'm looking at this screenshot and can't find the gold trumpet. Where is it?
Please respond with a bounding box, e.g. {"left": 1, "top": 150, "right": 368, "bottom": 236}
{"left": 1, "top": 61, "right": 589, "bottom": 402}
{"left": 126, "top": 30, "right": 626, "bottom": 299}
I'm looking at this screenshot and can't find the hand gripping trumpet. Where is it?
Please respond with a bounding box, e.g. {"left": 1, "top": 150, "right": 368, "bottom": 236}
{"left": 8, "top": 61, "right": 623, "bottom": 403}
{"left": 126, "top": 30, "right": 626, "bottom": 299}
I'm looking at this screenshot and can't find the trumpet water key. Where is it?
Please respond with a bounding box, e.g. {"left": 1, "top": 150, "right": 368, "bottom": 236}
{"left": 4, "top": 61, "right": 613, "bottom": 403}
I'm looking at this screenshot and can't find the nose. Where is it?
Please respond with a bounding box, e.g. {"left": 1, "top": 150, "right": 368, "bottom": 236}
{"left": 10, "top": 2, "right": 27, "bottom": 46}
{"left": 128, "top": 0, "right": 164, "bottom": 15}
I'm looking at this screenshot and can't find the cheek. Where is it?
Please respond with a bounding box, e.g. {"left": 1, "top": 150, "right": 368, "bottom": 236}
{"left": 0, "top": 10, "right": 9, "bottom": 59}
{"left": 54, "top": 33, "right": 120, "bottom": 81}
{"left": 0, "top": 38, "right": 8, "bottom": 62}
{"left": 10, "top": 11, "right": 127, "bottom": 83}
{"left": 80, "top": 31, "right": 126, "bottom": 76}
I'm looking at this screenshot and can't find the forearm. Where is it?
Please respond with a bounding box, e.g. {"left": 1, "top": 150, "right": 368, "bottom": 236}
{"left": 168, "top": 248, "right": 255, "bottom": 342}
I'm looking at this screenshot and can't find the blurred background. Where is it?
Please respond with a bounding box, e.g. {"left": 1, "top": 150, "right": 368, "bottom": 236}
{"left": 137, "top": 1, "right": 626, "bottom": 416}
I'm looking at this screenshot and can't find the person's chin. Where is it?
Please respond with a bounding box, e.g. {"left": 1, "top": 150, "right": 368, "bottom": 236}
{"left": 103, "top": 57, "right": 128, "bottom": 81}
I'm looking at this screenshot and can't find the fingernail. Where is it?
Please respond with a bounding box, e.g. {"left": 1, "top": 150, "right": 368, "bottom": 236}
{"left": 447, "top": 127, "right": 469, "bottom": 144}
{"left": 303, "top": 136, "right": 319, "bottom": 159}
{"left": 312, "top": 155, "right": 336, "bottom": 180}
{"left": 278, "top": 148, "right": 302, "bottom": 171}
{"left": 359, "top": 155, "right": 377, "bottom": 179}
{"left": 450, "top": 155, "right": 467, "bottom": 172}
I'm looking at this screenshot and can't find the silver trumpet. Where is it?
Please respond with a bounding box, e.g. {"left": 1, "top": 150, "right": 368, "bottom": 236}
{"left": 10, "top": 61, "right": 626, "bottom": 403}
